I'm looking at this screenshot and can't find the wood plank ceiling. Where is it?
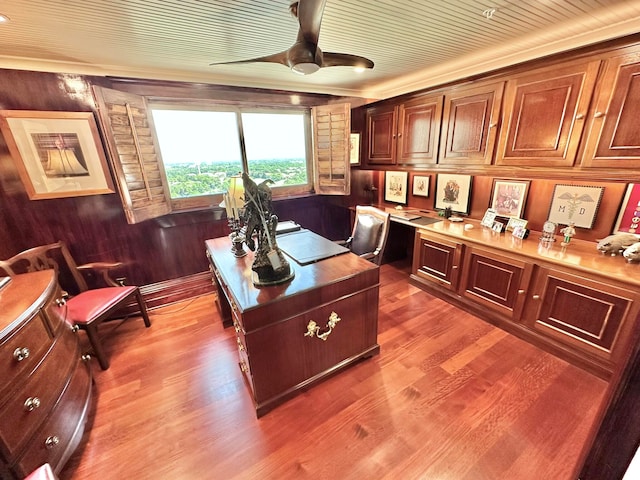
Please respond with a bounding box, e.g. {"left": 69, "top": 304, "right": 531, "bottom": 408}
{"left": 1, "top": 0, "right": 640, "bottom": 99}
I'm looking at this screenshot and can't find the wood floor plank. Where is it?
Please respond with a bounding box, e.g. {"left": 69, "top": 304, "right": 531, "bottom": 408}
{"left": 61, "top": 260, "right": 608, "bottom": 480}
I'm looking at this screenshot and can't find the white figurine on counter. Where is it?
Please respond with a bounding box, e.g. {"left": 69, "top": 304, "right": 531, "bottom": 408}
{"left": 560, "top": 222, "right": 576, "bottom": 246}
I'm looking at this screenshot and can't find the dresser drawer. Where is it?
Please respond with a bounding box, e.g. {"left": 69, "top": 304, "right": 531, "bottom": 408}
{"left": 11, "top": 361, "right": 92, "bottom": 478}
{"left": 0, "top": 327, "right": 77, "bottom": 460}
{"left": 0, "top": 314, "right": 52, "bottom": 399}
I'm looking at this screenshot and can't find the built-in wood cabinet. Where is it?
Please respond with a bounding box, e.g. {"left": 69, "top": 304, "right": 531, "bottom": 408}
{"left": 439, "top": 82, "right": 504, "bottom": 165}
{"left": 460, "top": 245, "right": 533, "bottom": 321}
{"left": 582, "top": 49, "right": 640, "bottom": 169}
{"left": 495, "top": 60, "right": 601, "bottom": 167}
{"left": 365, "top": 94, "right": 443, "bottom": 166}
{"left": 409, "top": 222, "right": 640, "bottom": 378}
{"left": 524, "top": 266, "right": 640, "bottom": 367}
{"left": 365, "top": 104, "right": 396, "bottom": 165}
{"left": 411, "top": 231, "right": 463, "bottom": 291}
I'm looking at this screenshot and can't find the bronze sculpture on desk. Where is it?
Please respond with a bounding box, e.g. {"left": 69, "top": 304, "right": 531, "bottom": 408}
{"left": 242, "top": 173, "right": 294, "bottom": 287}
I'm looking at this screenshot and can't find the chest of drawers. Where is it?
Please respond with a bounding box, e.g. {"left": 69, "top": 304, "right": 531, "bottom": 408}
{"left": 0, "top": 271, "right": 92, "bottom": 479}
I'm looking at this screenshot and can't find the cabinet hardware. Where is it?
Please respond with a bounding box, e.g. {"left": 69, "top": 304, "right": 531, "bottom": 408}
{"left": 532, "top": 294, "right": 541, "bottom": 300}
{"left": 13, "top": 347, "right": 30, "bottom": 362}
{"left": 593, "top": 111, "right": 605, "bottom": 118}
{"left": 24, "top": 397, "right": 41, "bottom": 412}
{"left": 239, "top": 361, "right": 249, "bottom": 373}
{"left": 518, "top": 289, "right": 525, "bottom": 295}
{"left": 71, "top": 325, "right": 79, "bottom": 333}
{"left": 304, "top": 312, "right": 341, "bottom": 341}
{"left": 452, "top": 265, "right": 458, "bottom": 270}
{"left": 55, "top": 297, "right": 66, "bottom": 307}
{"left": 575, "top": 113, "right": 585, "bottom": 119}
{"left": 81, "top": 354, "right": 91, "bottom": 362}
{"left": 45, "top": 435, "right": 60, "bottom": 449}
{"left": 236, "top": 337, "right": 245, "bottom": 351}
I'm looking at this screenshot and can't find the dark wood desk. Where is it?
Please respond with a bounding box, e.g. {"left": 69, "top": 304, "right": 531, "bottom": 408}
{"left": 205, "top": 235, "right": 380, "bottom": 417}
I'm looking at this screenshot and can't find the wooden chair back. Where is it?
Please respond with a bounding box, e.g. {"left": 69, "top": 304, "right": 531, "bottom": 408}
{"left": 0, "top": 241, "right": 89, "bottom": 294}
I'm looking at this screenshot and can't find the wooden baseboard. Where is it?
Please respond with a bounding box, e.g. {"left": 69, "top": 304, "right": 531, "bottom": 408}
{"left": 140, "top": 271, "right": 215, "bottom": 310}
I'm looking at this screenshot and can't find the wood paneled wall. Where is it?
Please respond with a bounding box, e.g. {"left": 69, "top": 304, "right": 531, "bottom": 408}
{"left": 0, "top": 69, "right": 349, "bottom": 289}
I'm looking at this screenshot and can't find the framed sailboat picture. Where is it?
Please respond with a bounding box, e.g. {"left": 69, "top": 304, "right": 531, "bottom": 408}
{"left": 0, "top": 110, "right": 114, "bottom": 199}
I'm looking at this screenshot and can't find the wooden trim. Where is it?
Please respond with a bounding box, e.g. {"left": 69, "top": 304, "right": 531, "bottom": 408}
{"left": 140, "top": 271, "right": 215, "bottom": 310}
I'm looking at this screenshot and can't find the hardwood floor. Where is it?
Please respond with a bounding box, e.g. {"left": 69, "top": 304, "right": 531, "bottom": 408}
{"left": 61, "top": 260, "right": 608, "bottom": 480}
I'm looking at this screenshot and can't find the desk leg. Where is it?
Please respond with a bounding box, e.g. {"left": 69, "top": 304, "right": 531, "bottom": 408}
{"left": 212, "top": 276, "right": 233, "bottom": 328}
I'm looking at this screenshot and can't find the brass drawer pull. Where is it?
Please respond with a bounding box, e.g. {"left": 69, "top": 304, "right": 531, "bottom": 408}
{"left": 239, "top": 361, "right": 249, "bottom": 373}
{"left": 24, "top": 396, "right": 41, "bottom": 412}
{"left": 236, "top": 337, "right": 245, "bottom": 351}
{"left": 45, "top": 435, "right": 60, "bottom": 449}
{"left": 13, "top": 347, "right": 30, "bottom": 362}
{"left": 305, "top": 311, "right": 341, "bottom": 341}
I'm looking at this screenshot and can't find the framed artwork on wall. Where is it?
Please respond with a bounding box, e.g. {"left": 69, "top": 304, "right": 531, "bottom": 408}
{"left": 613, "top": 183, "right": 640, "bottom": 234}
{"left": 489, "top": 179, "right": 530, "bottom": 218}
{"left": 349, "top": 133, "right": 360, "bottom": 165}
{"left": 547, "top": 184, "right": 604, "bottom": 229}
{"left": 384, "top": 170, "right": 408, "bottom": 204}
{"left": 0, "top": 110, "right": 114, "bottom": 200}
{"left": 435, "top": 173, "right": 472, "bottom": 214}
{"left": 412, "top": 175, "right": 430, "bottom": 197}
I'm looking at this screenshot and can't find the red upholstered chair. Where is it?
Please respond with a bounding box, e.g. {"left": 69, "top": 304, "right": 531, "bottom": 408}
{"left": 23, "top": 463, "right": 58, "bottom": 480}
{"left": 0, "top": 241, "right": 150, "bottom": 370}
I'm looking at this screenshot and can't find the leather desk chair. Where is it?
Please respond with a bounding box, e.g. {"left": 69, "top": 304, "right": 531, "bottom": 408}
{"left": 341, "top": 205, "right": 391, "bottom": 265}
{"left": 0, "top": 241, "right": 150, "bottom": 370}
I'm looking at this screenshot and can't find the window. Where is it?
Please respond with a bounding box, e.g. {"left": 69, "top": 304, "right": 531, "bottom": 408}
{"left": 150, "top": 105, "right": 312, "bottom": 204}
{"left": 92, "top": 85, "right": 350, "bottom": 224}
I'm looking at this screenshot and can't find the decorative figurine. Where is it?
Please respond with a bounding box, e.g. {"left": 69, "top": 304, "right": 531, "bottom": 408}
{"left": 596, "top": 233, "right": 639, "bottom": 256}
{"left": 560, "top": 222, "right": 576, "bottom": 246}
{"left": 242, "top": 173, "right": 294, "bottom": 286}
{"left": 623, "top": 242, "right": 640, "bottom": 263}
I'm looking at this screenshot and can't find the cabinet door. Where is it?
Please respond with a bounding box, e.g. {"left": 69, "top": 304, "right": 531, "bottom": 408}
{"left": 461, "top": 246, "right": 533, "bottom": 320}
{"left": 397, "top": 94, "right": 443, "bottom": 165}
{"left": 582, "top": 50, "right": 640, "bottom": 168}
{"left": 365, "top": 104, "right": 396, "bottom": 164}
{"left": 412, "top": 232, "right": 463, "bottom": 290}
{"left": 439, "top": 82, "right": 504, "bottom": 165}
{"left": 526, "top": 267, "right": 639, "bottom": 362}
{"left": 496, "top": 60, "right": 600, "bottom": 167}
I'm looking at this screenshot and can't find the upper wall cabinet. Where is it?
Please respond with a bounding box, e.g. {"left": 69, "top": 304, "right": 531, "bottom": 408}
{"left": 582, "top": 50, "right": 640, "bottom": 169}
{"left": 365, "top": 94, "right": 443, "bottom": 166}
{"left": 495, "top": 60, "right": 601, "bottom": 167}
{"left": 438, "top": 82, "right": 504, "bottom": 166}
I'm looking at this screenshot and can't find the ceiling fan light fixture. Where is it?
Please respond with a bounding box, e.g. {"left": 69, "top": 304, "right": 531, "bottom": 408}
{"left": 292, "top": 62, "right": 321, "bottom": 75}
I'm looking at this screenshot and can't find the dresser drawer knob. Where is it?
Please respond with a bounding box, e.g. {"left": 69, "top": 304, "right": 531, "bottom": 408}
{"left": 55, "top": 297, "right": 66, "bottom": 307}
{"left": 82, "top": 354, "right": 92, "bottom": 362}
{"left": 45, "top": 436, "right": 60, "bottom": 449}
{"left": 13, "top": 347, "right": 30, "bottom": 362}
{"left": 71, "top": 325, "right": 80, "bottom": 333}
{"left": 24, "top": 397, "right": 41, "bottom": 412}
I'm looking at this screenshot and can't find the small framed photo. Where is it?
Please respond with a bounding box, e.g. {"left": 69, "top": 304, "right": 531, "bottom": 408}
{"left": 512, "top": 225, "right": 529, "bottom": 239}
{"left": 384, "top": 170, "right": 408, "bottom": 204}
{"left": 0, "top": 110, "right": 115, "bottom": 200}
{"left": 412, "top": 175, "right": 430, "bottom": 197}
{"left": 349, "top": 133, "right": 360, "bottom": 165}
{"left": 613, "top": 183, "right": 640, "bottom": 234}
{"left": 490, "top": 179, "right": 530, "bottom": 218}
{"left": 492, "top": 221, "right": 505, "bottom": 233}
{"left": 481, "top": 208, "right": 498, "bottom": 228}
{"left": 547, "top": 184, "right": 604, "bottom": 229}
{"left": 435, "top": 173, "right": 472, "bottom": 214}
{"left": 506, "top": 217, "right": 528, "bottom": 233}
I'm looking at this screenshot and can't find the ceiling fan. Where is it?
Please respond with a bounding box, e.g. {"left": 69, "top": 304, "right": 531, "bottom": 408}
{"left": 210, "top": 0, "right": 374, "bottom": 75}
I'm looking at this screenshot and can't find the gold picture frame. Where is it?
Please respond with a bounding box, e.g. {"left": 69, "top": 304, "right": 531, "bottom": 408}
{"left": 0, "top": 110, "right": 114, "bottom": 199}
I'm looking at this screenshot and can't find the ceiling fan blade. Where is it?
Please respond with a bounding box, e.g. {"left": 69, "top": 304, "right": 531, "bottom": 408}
{"left": 296, "top": 0, "right": 327, "bottom": 45}
{"left": 321, "top": 52, "right": 374, "bottom": 69}
{"left": 210, "top": 51, "right": 288, "bottom": 67}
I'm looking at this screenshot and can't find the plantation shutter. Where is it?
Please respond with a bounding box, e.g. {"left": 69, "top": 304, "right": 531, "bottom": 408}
{"left": 312, "top": 103, "right": 351, "bottom": 195}
{"left": 92, "top": 86, "right": 172, "bottom": 224}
